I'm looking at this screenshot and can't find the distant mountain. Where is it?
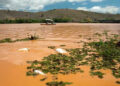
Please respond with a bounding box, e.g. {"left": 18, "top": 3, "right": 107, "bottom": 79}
{"left": 0, "top": 9, "right": 120, "bottom": 22}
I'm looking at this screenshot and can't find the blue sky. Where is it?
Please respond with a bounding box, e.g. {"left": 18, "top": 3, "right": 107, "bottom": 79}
{"left": 0, "top": 0, "right": 120, "bottom": 14}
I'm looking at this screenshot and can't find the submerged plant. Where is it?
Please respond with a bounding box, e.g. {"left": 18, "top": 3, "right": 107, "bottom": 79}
{"left": 0, "top": 34, "right": 39, "bottom": 43}
{"left": 27, "top": 32, "right": 120, "bottom": 85}
{"left": 83, "top": 32, "right": 120, "bottom": 83}
{"left": 0, "top": 38, "right": 13, "bottom": 43}
{"left": 46, "top": 81, "right": 72, "bottom": 86}
{"left": 27, "top": 50, "right": 86, "bottom": 85}
{"left": 90, "top": 71, "right": 105, "bottom": 79}
{"left": 48, "top": 46, "right": 56, "bottom": 49}
{"left": 60, "top": 45, "right": 66, "bottom": 47}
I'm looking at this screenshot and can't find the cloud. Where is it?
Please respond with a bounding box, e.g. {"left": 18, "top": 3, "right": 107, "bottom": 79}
{"left": 0, "top": 0, "right": 105, "bottom": 11}
{"left": 77, "top": 6, "right": 120, "bottom": 14}
{"left": 91, "top": 0, "right": 103, "bottom": 2}
{"left": 0, "top": 0, "right": 66, "bottom": 11}
{"left": 68, "top": 0, "right": 86, "bottom": 2}
{"left": 0, "top": 0, "right": 86, "bottom": 11}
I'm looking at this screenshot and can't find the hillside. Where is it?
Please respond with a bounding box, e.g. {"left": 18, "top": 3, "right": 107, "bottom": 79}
{"left": 0, "top": 9, "right": 120, "bottom": 22}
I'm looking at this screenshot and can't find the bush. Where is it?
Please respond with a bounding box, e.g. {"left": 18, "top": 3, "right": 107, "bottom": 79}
{"left": 53, "top": 18, "right": 72, "bottom": 23}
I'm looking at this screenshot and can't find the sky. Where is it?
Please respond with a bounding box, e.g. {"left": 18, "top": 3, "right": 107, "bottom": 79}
{"left": 0, "top": 0, "right": 120, "bottom": 14}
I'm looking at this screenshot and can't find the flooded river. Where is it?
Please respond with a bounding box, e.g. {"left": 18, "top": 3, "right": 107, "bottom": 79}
{"left": 0, "top": 23, "right": 120, "bottom": 86}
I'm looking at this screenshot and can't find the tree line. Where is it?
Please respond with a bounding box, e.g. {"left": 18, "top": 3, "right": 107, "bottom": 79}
{"left": 0, "top": 18, "right": 120, "bottom": 24}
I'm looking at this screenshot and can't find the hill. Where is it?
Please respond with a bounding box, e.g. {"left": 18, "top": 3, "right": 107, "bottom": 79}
{"left": 0, "top": 9, "right": 120, "bottom": 23}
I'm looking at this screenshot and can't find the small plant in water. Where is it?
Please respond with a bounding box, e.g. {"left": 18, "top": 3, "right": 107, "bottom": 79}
{"left": 46, "top": 81, "right": 72, "bottom": 86}
{"left": 48, "top": 46, "right": 56, "bottom": 49}
{"left": 0, "top": 38, "right": 12, "bottom": 43}
{"left": 26, "top": 32, "right": 120, "bottom": 85}
{"left": 60, "top": 45, "right": 66, "bottom": 47}
{"left": 0, "top": 34, "right": 39, "bottom": 43}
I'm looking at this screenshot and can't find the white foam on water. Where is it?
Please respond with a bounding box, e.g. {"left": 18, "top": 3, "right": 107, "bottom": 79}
{"left": 18, "top": 48, "right": 29, "bottom": 52}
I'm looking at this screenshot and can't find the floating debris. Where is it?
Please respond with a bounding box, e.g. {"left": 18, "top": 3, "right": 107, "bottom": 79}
{"left": 116, "top": 41, "right": 120, "bottom": 47}
{"left": 18, "top": 48, "right": 30, "bottom": 52}
{"left": 34, "top": 70, "right": 46, "bottom": 75}
{"left": 56, "top": 48, "right": 67, "bottom": 54}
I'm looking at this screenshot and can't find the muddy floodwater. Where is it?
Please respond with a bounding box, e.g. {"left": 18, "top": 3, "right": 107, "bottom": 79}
{"left": 0, "top": 23, "right": 120, "bottom": 86}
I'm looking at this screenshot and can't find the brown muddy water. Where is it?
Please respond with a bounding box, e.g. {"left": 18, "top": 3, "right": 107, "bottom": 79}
{"left": 0, "top": 23, "right": 120, "bottom": 86}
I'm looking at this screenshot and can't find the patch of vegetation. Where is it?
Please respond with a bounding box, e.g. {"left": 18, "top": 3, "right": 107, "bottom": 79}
{"left": 0, "top": 19, "right": 46, "bottom": 24}
{"left": 17, "top": 34, "right": 39, "bottom": 41}
{"left": 26, "top": 70, "right": 38, "bottom": 76}
{"left": 0, "top": 34, "right": 39, "bottom": 43}
{"left": 84, "top": 32, "right": 120, "bottom": 79}
{"left": 60, "top": 45, "right": 66, "bottom": 47}
{"left": 26, "top": 49, "right": 86, "bottom": 85}
{"left": 90, "top": 71, "right": 104, "bottom": 79}
{"left": 46, "top": 81, "right": 72, "bottom": 86}
{"left": 0, "top": 38, "right": 13, "bottom": 43}
{"left": 0, "top": 18, "right": 120, "bottom": 24}
{"left": 40, "top": 77, "right": 47, "bottom": 81}
{"left": 27, "top": 32, "right": 120, "bottom": 85}
{"left": 27, "top": 54, "right": 84, "bottom": 75}
{"left": 48, "top": 46, "right": 56, "bottom": 49}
